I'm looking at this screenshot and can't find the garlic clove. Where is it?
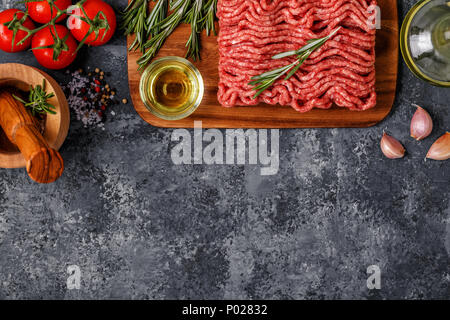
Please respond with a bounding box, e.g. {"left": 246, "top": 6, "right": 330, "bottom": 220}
{"left": 427, "top": 132, "right": 450, "bottom": 161}
{"left": 380, "top": 132, "right": 406, "bottom": 159}
{"left": 411, "top": 104, "right": 433, "bottom": 141}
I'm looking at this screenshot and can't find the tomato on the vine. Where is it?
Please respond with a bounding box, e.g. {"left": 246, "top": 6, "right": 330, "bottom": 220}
{"left": 27, "top": 0, "right": 72, "bottom": 24}
{"left": 32, "top": 24, "right": 78, "bottom": 70}
{"left": 0, "top": 9, "right": 35, "bottom": 53}
{"left": 67, "top": 0, "right": 116, "bottom": 47}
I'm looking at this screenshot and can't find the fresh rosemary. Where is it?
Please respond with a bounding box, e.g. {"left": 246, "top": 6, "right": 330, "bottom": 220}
{"left": 147, "top": 0, "right": 169, "bottom": 38}
{"left": 185, "top": 0, "right": 204, "bottom": 61}
{"left": 13, "top": 80, "right": 56, "bottom": 116}
{"left": 202, "top": 0, "right": 217, "bottom": 36}
{"left": 249, "top": 27, "right": 342, "bottom": 99}
{"left": 121, "top": 0, "right": 218, "bottom": 68}
{"left": 121, "top": 0, "right": 149, "bottom": 53}
{"left": 137, "top": 0, "right": 191, "bottom": 69}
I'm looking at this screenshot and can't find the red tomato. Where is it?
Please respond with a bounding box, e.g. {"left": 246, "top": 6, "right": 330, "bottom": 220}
{"left": 32, "top": 25, "right": 78, "bottom": 70}
{"left": 26, "top": 0, "right": 72, "bottom": 24}
{"left": 0, "top": 9, "right": 35, "bottom": 53}
{"left": 27, "top": 0, "right": 72, "bottom": 24}
{"left": 67, "top": 0, "right": 116, "bottom": 47}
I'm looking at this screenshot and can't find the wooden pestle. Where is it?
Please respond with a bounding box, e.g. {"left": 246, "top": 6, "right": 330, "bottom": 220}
{"left": 0, "top": 90, "right": 64, "bottom": 183}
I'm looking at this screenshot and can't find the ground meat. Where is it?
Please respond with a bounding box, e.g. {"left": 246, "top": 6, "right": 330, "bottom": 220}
{"left": 217, "top": 0, "right": 377, "bottom": 112}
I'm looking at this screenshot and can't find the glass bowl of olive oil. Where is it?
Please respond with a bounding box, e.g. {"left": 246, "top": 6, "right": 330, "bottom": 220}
{"left": 400, "top": 0, "right": 450, "bottom": 86}
{"left": 139, "top": 56, "right": 204, "bottom": 120}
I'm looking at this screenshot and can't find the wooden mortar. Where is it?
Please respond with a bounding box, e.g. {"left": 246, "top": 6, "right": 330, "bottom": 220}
{"left": 0, "top": 63, "right": 70, "bottom": 183}
{"left": 0, "top": 91, "right": 64, "bottom": 183}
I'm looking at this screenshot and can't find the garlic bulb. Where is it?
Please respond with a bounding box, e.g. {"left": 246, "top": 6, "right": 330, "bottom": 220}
{"left": 380, "top": 133, "right": 406, "bottom": 159}
{"left": 427, "top": 132, "right": 450, "bottom": 161}
{"left": 411, "top": 104, "right": 433, "bottom": 141}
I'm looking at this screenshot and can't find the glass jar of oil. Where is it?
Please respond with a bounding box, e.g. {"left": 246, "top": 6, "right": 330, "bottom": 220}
{"left": 401, "top": 0, "right": 450, "bottom": 86}
{"left": 139, "top": 57, "right": 204, "bottom": 120}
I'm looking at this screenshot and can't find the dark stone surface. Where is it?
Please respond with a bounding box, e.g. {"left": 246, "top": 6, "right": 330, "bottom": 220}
{"left": 0, "top": 0, "right": 449, "bottom": 300}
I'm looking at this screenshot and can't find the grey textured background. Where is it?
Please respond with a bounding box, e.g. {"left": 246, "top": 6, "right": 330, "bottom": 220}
{"left": 0, "top": 0, "right": 449, "bottom": 300}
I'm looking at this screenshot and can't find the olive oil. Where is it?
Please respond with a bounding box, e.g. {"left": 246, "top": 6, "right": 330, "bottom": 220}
{"left": 401, "top": 0, "right": 450, "bottom": 86}
{"left": 153, "top": 67, "right": 192, "bottom": 108}
{"left": 140, "top": 57, "right": 204, "bottom": 120}
{"left": 431, "top": 9, "right": 450, "bottom": 61}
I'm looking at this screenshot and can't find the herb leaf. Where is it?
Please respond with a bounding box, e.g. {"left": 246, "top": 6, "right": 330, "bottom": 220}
{"left": 13, "top": 79, "right": 56, "bottom": 116}
{"left": 185, "top": 0, "right": 204, "bottom": 61}
{"left": 122, "top": 0, "right": 218, "bottom": 69}
{"left": 137, "top": 0, "right": 191, "bottom": 70}
{"left": 250, "top": 27, "right": 341, "bottom": 98}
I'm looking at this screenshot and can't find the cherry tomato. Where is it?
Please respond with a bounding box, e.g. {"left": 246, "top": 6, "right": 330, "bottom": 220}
{"left": 67, "top": 0, "right": 116, "bottom": 47}
{"left": 32, "top": 25, "right": 78, "bottom": 70}
{"left": 27, "top": 0, "right": 72, "bottom": 24}
{"left": 0, "top": 9, "right": 35, "bottom": 53}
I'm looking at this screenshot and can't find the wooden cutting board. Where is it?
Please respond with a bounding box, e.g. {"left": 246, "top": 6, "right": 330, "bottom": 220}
{"left": 128, "top": 0, "right": 398, "bottom": 128}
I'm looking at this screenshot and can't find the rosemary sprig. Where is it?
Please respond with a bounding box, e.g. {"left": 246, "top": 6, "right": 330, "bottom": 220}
{"left": 249, "top": 27, "right": 342, "bottom": 99}
{"left": 121, "top": 0, "right": 218, "bottom": 69}
{"left": 185, "top": 0, "right": 204, "bottom": 61}
{"left": 202, "top": 0, "right": 217, "bottom": 36}
{"left": 13, "top": 80, "right": 56, "bottom": 116}
{"left": 249, "top": 60, "right": 304, "bottom": 100}
{"left": 137, "top": 0, "right": 191, "bottom": 69}
{"left": 121, "top": 0, "right": 169, "bottom": 53}
{"left": 147, "top": 0, "right": 169, "bottom": 38}
{"left": 121, "top": 0, "right": 149, "bottom": 53}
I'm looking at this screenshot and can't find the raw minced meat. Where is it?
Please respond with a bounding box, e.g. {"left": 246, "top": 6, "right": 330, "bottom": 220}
{"left": 217, "top": 0, "right": 377, "bottom": 112}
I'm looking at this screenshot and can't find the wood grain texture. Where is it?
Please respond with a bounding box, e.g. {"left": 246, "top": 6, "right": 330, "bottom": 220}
{"left": 128, "top": 0, "right": 398, "bottom": 128}
{"left": 0, "top": 63, "right": 70, "bottom": 169}
{"left": 0, "top": 91, "right": 64, "bottom": 183}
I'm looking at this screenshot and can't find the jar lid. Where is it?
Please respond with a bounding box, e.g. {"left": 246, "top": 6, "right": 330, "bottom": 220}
{"left": 400, "top": 0, "right": 450, "bottom": 87}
